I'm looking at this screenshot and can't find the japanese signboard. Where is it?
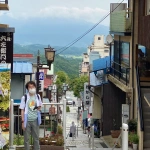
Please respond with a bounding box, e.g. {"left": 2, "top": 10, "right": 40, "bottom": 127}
{"left": 84, "top": 82, "right": 91, "bottom": 107}
{"left": 37, "top": 70, "right": 44, "bottom": 92}
{"left": 0, "top": 32, "right": 13, "bottom": 72}
{"left": 0, "top": 63, "right": 11, "bottom": 144}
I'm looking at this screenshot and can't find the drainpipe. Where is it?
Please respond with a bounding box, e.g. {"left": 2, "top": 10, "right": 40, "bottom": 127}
{"left": 132, "top": 0, "right": 135, "bottom": 119}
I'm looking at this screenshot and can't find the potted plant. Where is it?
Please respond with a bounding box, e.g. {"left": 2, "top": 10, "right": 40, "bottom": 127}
{"left": 130, "top": 133, "right": 139, "bottom": 150}
{"left": 128, "top": 119, "right": 137, "bottom": 133}
{"left": 110, "top": 119, "right": 121, "bottom": 138}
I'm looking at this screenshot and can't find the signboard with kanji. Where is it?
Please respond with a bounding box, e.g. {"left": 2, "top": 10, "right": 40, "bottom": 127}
{"left": 84, "top": 82, "right": 91, "bottom": 107}
{"left": 0, "top": 32, "right": 13, "bottom": 72}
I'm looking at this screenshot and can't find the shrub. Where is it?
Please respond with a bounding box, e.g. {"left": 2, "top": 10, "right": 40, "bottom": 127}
{"left": 66, "top": 106, "right": 70, "bottom": 112}
{"left": 128, "top": 119, "right": 137, "bottom": 133}
{"left": 129, "top": 133, "right": 139, "bottom": 144}
{"left": 57, "top": 125, "right": 63, "bottom": 135}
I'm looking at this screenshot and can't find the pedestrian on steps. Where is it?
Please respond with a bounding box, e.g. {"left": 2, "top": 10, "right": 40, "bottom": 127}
{"left": 70, "top": 121, "right": 76, "bottom": 141}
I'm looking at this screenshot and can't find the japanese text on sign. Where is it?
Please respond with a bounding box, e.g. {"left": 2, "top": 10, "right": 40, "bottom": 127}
{"left": 0, "top": 32, "right": 13, "bottom": 64}
{"left": 84, "top": 82, "right": 91, "bottom": 107}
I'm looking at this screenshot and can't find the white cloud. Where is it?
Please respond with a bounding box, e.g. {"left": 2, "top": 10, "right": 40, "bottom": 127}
{"left": 3, "top": 6, "right": 109, "bottom": 24}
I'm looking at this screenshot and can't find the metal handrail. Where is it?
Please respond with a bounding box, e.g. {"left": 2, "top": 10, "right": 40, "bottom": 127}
{"left": 0, "top": 0, "right": 8, "bottom": 4}
{"left": 136, "top": 66, "right": 144, "bottom": 131}
{"left": 111, "top": 61, "right": 130, "bottom": 85}
{"left": 111, "top": 61, "right": 130, "bottom": 69}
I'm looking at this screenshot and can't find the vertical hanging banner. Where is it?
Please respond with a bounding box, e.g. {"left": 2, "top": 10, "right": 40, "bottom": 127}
{"left": 0, "top": 32, "right": 14, "bottom": 72}
{"left": 0, "top": 63, "right": 11, "bottom": 145}
{"left": 84, "top": 82, "right": 91, "bottom": 107}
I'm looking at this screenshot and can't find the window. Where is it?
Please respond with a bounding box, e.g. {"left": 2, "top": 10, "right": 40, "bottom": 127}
{"left": 104, "top": 50, "right": 109, "bottom": 53}
{"left": 145, "top": 0, "right": 150, "bottom": 15}
{"left": 113, "top": 41, "right": 130, "bottom": 82}
{"left": 98, "top": 37, "right": 101, "bottom": 40}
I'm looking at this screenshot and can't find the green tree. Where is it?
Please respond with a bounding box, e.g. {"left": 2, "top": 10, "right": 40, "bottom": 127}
{"left": 71, "top": 75, "right": 88, "bottom": 97}
{"left": 55, "top": 71, "right": 69, "bottom": 96}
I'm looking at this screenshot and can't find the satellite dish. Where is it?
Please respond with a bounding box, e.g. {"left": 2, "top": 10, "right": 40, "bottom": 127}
{"left": 106, "top": 34, "right": 114, "bottom": 44}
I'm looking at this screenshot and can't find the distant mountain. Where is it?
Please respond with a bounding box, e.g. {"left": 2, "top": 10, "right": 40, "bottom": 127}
{"left": 40, "top": 54, "right": 81, "bottom": 78}
{"left": 14, "top": 43, "right": 87, "bottom": 56}
{"left": 2, "top": 15, "right": 109, "bottom": 47}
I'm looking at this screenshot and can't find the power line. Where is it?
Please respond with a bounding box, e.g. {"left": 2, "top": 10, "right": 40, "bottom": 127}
{"left": 14, "top": 0, "right": 124, "bottom": 62}
{"left": 55, "top": 0, "right": 124, "bottom": 56}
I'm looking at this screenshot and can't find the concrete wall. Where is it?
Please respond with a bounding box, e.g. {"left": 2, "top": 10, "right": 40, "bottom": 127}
{"left": 92, "top": 87, "right": 102, "bottom": 119}
{"left": 11, "top": 74, "right": 25, "bottom": 100}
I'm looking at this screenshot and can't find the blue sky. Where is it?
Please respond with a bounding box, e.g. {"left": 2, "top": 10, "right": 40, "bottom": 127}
{"left": 1, "top": 0, "right": 128, "bottom": 26}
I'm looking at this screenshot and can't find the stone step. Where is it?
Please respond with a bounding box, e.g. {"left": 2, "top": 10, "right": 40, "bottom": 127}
{"left": 144, "top": 126, "right": 150, "bottom": 133}
{"left": 144, "top": 119, "right": 150, "bottom": 126}
{"left": 144, "top": 140, "right": 150, "bottom": 149}
{"left": 144, "top": 133, "right": 150, "bottom": 141}
{"left": 143, "top": 112, "right": 150, "bottom": 119}
{"left": 143, "top": 106, "right": 150, "bottom": 113}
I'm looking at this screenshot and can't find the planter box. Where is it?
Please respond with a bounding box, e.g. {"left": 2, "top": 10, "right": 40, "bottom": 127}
{"left": 40, "top": 145, "right": 64, "bottom": 150}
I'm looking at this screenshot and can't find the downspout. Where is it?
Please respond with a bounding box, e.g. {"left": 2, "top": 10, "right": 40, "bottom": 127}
{"left": 132, "top": 0, "right": 135, "bottom": 119}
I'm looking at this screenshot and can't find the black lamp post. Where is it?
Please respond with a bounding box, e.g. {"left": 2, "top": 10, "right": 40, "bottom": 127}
{"left": 36, "top": 46, "right": 55, "bottom": 94}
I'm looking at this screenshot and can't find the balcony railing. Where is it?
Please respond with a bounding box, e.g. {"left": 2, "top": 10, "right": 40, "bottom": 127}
{"left": 110, "top": 10, "right": 132, "bottom": 33}
{"left": 0, "top": 0, "right": 8, "bottom": 4}
{"left": 111, "top": 61, "right": 130, "bottom": 85}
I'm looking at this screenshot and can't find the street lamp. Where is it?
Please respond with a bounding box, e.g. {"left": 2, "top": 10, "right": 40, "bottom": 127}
{"left": 36, "top": 45, "right": 55, "bottom": 94}
{"left": 45, "top": 46, "right": 55, "bottom": 70}
{"left": 62, "top": 83, "right": 69, "bottom": 98}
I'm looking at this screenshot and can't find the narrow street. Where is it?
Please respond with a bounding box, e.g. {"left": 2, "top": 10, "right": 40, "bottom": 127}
{"left": 65, "top": 105, "right": 123, "bottom": 150}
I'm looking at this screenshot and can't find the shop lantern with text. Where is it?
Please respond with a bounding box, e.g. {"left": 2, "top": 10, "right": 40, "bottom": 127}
{"left": 0, "top": 31, "right": 14, "bottom": 72}
{"left": 84, "top": 82, "right": 91, "bottom": 107}
{"left": 45, "top": 46, "right": 55, "bottom": 70}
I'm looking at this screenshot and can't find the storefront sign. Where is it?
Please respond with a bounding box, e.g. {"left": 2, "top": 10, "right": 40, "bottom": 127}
{"left": 0, "top": 32, "right": 13, "bottom": 71}
{"left": 84, "top": 82, "right": 91, "bottom": 107}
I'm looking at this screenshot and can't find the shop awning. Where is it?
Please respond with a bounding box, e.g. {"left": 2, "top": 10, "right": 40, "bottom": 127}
{"left": 13, "top": 61, "right": 33, "bottom": 74}
{"left": 93, "top": 56, "right": 113, "bottom": 72}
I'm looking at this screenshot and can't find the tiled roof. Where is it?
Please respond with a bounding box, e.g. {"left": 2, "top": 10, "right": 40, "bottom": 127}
{"left": 13, "top": 61, "right": 33, "bottom": 74}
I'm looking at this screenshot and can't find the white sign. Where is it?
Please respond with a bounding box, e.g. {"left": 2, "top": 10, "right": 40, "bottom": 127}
{"left": 84, "top": 82, "right": 91, "bottom": 107}
{"left": 39, "top": 80, "right": 44, "bottom": 92}
{"left": 39, "top": 72, "right": 44, "bottom": 80}
{"left": 39, "top": 70, "right": 44, "bottom": 92}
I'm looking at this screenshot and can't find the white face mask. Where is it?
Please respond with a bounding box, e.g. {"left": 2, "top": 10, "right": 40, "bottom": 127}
{"left": 29, "top": 88, "right": 36, "bottom": 94}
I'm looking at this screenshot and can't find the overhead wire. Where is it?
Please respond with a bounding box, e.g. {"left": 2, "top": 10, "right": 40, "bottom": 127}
{"left": 14, "top": 0, "right": 124, "bottom": 62}
{"left": 55, "top": 0, "right": 124, "bottom": 56}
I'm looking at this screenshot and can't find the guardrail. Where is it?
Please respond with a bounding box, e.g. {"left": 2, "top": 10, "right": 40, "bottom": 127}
{"left": 9, "top": 100, "right": 67, "bottom": 150}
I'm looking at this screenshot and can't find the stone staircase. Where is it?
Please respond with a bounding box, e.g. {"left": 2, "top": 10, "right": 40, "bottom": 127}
{"left": 141, "top": 88, "right": 150, "bottom": 149}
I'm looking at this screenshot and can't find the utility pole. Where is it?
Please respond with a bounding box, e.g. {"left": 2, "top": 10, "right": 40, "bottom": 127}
{"left": 36, "top": 50, "right": 40, "bottom": 93}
